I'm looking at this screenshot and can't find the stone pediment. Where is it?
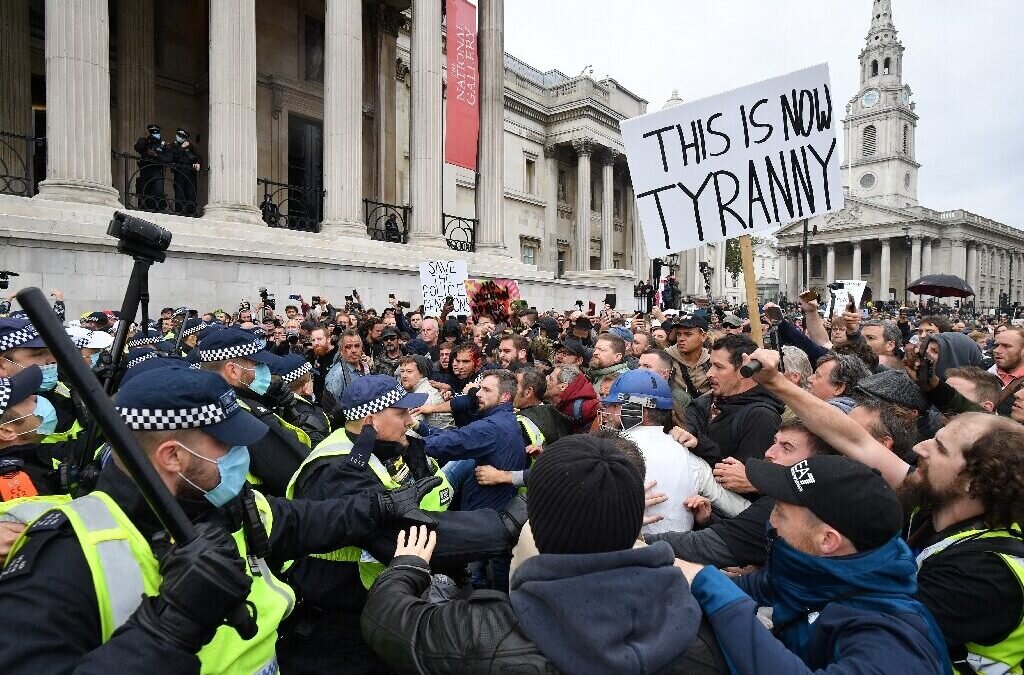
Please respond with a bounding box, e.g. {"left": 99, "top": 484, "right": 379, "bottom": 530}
{"left": 775, "top": 199, "right": 912, "bottom": 241}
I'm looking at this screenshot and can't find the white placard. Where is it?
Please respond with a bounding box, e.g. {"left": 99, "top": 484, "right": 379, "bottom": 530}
{"left": 419, "top": 260, "right": 469, "bottom": 316}
{"left": 829, "top": 279, "right": 867, "bottom": 316}
{"left": 621, "top": 63, "right": 843, "bottom": 257}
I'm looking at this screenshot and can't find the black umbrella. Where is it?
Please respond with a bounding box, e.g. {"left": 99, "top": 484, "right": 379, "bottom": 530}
{"left": 907, "top": 273, "right": 974, "bottom": 298}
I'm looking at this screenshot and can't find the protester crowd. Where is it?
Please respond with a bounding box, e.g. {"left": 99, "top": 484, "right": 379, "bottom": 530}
{"left": 0, "top": 280, "right": 1022, "bottom": 674}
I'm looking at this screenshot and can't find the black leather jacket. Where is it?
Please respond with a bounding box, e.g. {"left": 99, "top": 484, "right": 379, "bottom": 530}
{"left": 360, "top": 556, "right": 726, "bottom": 674}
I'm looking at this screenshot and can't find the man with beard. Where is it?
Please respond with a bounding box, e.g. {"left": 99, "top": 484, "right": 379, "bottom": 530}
{"left": 371, "top": 327, "right": 403, "bottom": 377}
{"left": 497, "top": 335, "right": 530, "bottom": 371}
{"left": 325, "top": 330, "right": 372, "bottom": 405}
{"left": 308, "top": 327, "right": 337, "bottom": 402}
{"left": 587, "top": 333, "right": 630, "bottom": 387}
{"left": 744, "top": 346, "right": 1024, "bottom": 674}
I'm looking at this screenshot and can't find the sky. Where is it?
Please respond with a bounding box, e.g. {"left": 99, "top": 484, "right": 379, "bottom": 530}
{"left": 504, "top": 0, "right": 1024, "bottom": 230}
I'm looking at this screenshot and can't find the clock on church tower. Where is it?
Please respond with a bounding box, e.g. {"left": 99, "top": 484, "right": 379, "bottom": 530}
{"left": 843, "top": 0, "right": 921, "bottom": 208}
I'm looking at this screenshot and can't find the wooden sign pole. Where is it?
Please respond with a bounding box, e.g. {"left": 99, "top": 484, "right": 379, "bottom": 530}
{"left": 739, "top": 235, "right": 763, "bottom": 347}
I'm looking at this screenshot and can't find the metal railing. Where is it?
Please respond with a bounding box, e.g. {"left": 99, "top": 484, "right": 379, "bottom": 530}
{"left": 258, "top": 178, "right": 324, "bottom": 232}
{"left": 442, "top": 214, "right": 477, "bottom": 252}
{"left": 364, "top": 199, "right": 409, "bottom": 243}
{"left": 112, "top": 150, "right": 209, "bottom": 217}
{"left": 1, "top": 131, "right": 45, "bottom": 197}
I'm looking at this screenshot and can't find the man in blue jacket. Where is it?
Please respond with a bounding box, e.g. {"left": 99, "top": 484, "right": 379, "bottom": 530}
{"left": 675, "top": 455, "right": 950, "bottom": 674}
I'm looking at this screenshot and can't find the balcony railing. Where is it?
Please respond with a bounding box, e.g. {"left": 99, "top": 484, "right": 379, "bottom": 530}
{"left": 365, "top": 199, "right": 409, "bottom": 243}
{"left": 258, "top": 179, "right": 323, "bottom": 232}
{"left": 442, "top": 214, "right": 477, "bottom": 252}
{"left": 1, "top": 131, "right": 45, "bottom": 197}
{"left": 112, "top": 150, "right": 209, "bottom": 217}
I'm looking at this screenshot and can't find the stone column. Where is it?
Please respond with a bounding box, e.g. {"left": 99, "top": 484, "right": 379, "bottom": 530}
{"left": 921, "top": 237, "right": 933, "bottom": 277}
{"left": 204, "top": 0, "right": 260, "bottom": 223}
{"left": 116, "top": 0, "right": 155, "bottom": 154}
{"left": 910, "top": 236, "right": 922, "bottom": 286}
{"left": 543, "top": 144, "right": 560, "bottom": 270}
{"left": 825, "top": 244, "right": 836, "bottom": 284}
{"left": 880, "top": 239, "right": 891, "bottom": 301}
{"left": 321, "top": 0, "right": 366, "bottom": 236}
{"left": 966, "top": 242, "right": 978, "bottom": 294}
{"left": 0, "top": 0, "right": 32, "bottom": 184}
{"left": 600, "top": 150, "right": 618, "bottom": 269}
{"left": 951, "top": 238, "right": 967, "bottom": 281}
{"left": 407, "top": 0, "right": 444, "bottom": 244}
{"left": 787, "top": 249, "right": 800, "bottom": 297}
{"left": 572, "top": 137, "right": 594, "bottom": 271}
{"left": 851, "top": 241, "right": 862, "bottom": 281}
{"left": 36, "top": 0, "right": 119, "bottom": 205}
{"left": 476, "top": 0, "right": 506, "bottom": 254}
{"left": 376, "top": 6, "right": 403, "bottom": 204}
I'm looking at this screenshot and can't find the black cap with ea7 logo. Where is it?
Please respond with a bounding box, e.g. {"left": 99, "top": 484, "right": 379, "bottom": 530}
{"left": 746, "top": 455, "right": 904, "bottom": 552}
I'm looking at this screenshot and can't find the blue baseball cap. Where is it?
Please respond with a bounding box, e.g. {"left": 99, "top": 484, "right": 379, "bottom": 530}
{"left": 272, "top": 353, "right": 312, "bottom": 384}
{"left": 0, "top": 318, "right": 46, "bottom": 352}
{"left": 196, "top": 327, "right": 280, "bottom": 366}
{"left": 0, "top": 365, "right": 42, "bottom": 418}
{"left": 115, "top": 365, "right": 268, "bottom": 446}
{"left": 607, "top": 326, "right": 634, "bottom": 343}
{"left": 340, "top": 374, "right": 427, "bottom": 422}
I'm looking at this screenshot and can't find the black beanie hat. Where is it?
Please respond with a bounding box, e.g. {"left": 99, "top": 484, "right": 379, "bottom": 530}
{"left": 529, "top": 435, "right": 645, "bottom": 555}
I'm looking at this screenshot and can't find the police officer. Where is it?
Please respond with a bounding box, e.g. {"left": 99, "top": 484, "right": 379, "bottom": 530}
{"left": 0, "top": 365, "right": 441, "bottom": 673}
{"left": 272, "top": 354, "right": 330, "bottom": 447}
{"left": 0, "top": 366, "right": 59, "bottom": 502}
{"left": 169, "top": 128, "right": 201, "bottom": 216}
{"left": 175, "top": 317, "right": 206, "bottom": 356}
{"left": 66, "top": 325, "right": 114, "bottom": 369}
{"left": 133, "top": 123, "right": 171, "bottom": 212}
{"left": 196, "top": 327, "right": 310, "bottom": 496}
{"left": 280, "top": 375, "right": 526, "bottom": 674}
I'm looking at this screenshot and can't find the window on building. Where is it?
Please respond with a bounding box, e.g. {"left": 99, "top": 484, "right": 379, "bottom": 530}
{"left": 862, "top": 125, "right": 877, "bottom": 156}
{"left": 557, "top": 170, "right": 567, "bottom": 202}
{"left": 557, "top": 249, "right": 566, "bottom": 277}
{"left": 883, "top": 57, "right": 891, "bottom": 75}
{"left": 871, "top": 60, "right": 879, "bottom": 77}
{"left": 304, "top": 17, "right": 325, "bottom": 83}
{"left": 614, "top": 188, "right": 622, "bottom": 218}
{"left": 524, "top": 157, "right": 536, "bottom": 194}
{"left": 903, "top": 125, "right": 909, "bottom": 154}
{"left": 811, "top": 254, "right": 823, "bottom": 278}
{"left": 613, "top": 255, "right": 622, "bottom": 269}
{"left": 521, "top": 243, "right": 537, "bottom": 265}
{"left": 862, "top": 251, "right": 873, "bottom": 275}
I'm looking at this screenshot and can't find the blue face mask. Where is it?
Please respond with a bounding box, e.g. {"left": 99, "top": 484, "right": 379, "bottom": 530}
{"left": 38, "top": 363, "right": 58, "bottom": 392}
{"left": 244, "top": 364, "right": 271, "bottom": 396}
{"left": 177, "top": 443, "right": 251, "bottom": 508}
{"left": 152, "top": 132, "right": 161, "bottom": 140}
{"left": 90, "top": 352, "right": 101, "bottom": 369}
{"left": 4, "top": 396, "right": 59, "bottom": 437}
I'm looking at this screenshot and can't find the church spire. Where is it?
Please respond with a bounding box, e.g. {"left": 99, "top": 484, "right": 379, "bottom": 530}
{"left": 868, "top": 0, "right": 896, "bottom": 38}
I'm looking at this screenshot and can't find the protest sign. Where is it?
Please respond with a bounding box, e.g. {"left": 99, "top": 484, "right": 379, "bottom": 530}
{"left": 420, "top": 260, "right": 469, "bottom": 316}
{"left": 828, "top": 279, "right": 867, "bottom": 316}
{"left": 464, "top": 278, "right": 521, "bottom": 323}
{"left": 621, "top": 63, "right": 843, "bottom": 257}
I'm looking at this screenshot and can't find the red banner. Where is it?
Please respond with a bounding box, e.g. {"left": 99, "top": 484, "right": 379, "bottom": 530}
{"left": 445, "top": 0, "right": 479, "bottom": 171}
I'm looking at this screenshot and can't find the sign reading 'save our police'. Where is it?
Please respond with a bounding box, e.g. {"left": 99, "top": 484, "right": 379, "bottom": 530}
{"left": 621, "top": 63, "right": 843, "bottom": 257}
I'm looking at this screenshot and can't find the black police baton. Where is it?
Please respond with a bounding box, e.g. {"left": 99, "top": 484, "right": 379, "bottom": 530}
{"left": 15, "top": 287, "right": 258, "bottom": 640}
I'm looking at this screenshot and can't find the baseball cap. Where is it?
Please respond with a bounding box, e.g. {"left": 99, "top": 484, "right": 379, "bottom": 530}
{"left": 607, "top": 326, "right": 634, "bottom": 343}
{"left": 554, "top": 338, "right": 587, "bottom": 360}
{"left": 675, "top": 316, "right": 709, "bottom": 331}
{"left": 722, "top": 314, "right": 743, "bottom": 329}
{"left": 0, "top": 366, "right": 42, "bottom": 418}
{"left": 197, "top": 327, "right": 281, "bottom": 366}
{"left": 340, "top": 374, "right": 427, "bottom": 421}
{"left": 746, "top": 455, "right": 903, "bottom": 551}
{"left": 115, "top": 365, "right": 268, "bottom": 446}
{"left": 0, "top": 318, "right": 46, "bottom": 351}
{"left": 381, "top": 326, "right": 400, "bottom": 339}
{"left": 574, "top": 317, "right": 594, "bottom": 331}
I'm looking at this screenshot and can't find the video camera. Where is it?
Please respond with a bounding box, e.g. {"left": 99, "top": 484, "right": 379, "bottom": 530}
{"left": 258, "top": 287, "right": 275, "bottom": 311}
{"left": 107, "top": 212, "right": 172, "bottom": 262}
{"left": 0, "top": 270, "right": 19, "bottom": 290}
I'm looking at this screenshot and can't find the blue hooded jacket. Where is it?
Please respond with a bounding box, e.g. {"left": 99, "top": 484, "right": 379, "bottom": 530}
{"left": 691, "top": 533, "right": 951, "bottom": 674}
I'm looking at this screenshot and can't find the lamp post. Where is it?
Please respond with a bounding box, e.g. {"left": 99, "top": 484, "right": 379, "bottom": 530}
{"left": 801, "top": 218, "right": 817, "bottom": 290}
{"left": 902, "top": 225, "right": 911, "bottom": 306}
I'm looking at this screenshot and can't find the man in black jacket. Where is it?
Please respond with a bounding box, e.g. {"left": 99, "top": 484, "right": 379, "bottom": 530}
{"left": 361, "top": 435, "right": 725, "bottom": 674}
{"left": 133, "top": 123, "right": 170, "bottom": 211}
{"left": 169, "top": 127, "right": 201, "bottom": 215}
{"left": 682, "top": 334, "right": 784, "bottom": 472}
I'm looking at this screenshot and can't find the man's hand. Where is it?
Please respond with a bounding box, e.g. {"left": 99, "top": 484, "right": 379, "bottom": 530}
{"left": 669, "top": 426, "right": 698, "bottom": 448}
{"left": 843, "top": 310, "right": 862, "bottom": 335}
{"left": 903, "top": 343, "right": 939, "bottom": 392}
{"left": 394, "top": 525, "right": 436, "bottom": 564}
{"left": 0, "top": 521, "right": 26, "bottom": 562}
{"left": 684, "top": 495, "right": 713, "bottom": 526}
{"left": 525, "top": 444, "right": 543, "bottom": 458}
{"left": 721, "top": 564, "right": 761, "bottom": 578}
{"left": 742, "top": 348, "right": 783, "bottom": 387}
{"left": 644, "top": 480, "right": 667, "bottom": 526}
{"left": 673, "top": 558, "right": 705, "bottom": 585}
{"left": 374, "top": 476, "right": 443, "bottom": 527}
{"left": 50, "top": 288, "right": 64, "bottom": 302}
{"left": 713, "top": 457, "right": 754, "bottom": 494}
{"left": 798, "top": 295, "right": 819, "bottom": 314}
{"left": 192, "top": 162, "right": 200, "bottom": 171}
{"left": 475, "top": 465, "right": 512, "bottom": 486}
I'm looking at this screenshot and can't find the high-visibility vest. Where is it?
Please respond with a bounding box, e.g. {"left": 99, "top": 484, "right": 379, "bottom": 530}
{"left": 41, "top": 383, "right": 84, "bottom": 445}
{"left": 5, "top": 490, "right": 295, "bottom": 675}
{"left": 516, "top": 414, "right": 546, "bottom": 448}
{"left": 917, "top": 524, "right": 1024, "bottom": 674}
{"left": 285, "top": 428, "right": 451, "bottom": 589}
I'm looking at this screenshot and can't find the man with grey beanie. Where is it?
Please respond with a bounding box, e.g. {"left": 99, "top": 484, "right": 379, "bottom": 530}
{"left": 360, "top": 435, "right": 726, "bottom": 674}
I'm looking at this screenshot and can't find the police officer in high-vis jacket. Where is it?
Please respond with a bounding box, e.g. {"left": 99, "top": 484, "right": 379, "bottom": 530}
{"left": 196, "top": 327, "right": 311, "bottom": 496}
{"left": 0, "top": 364, "right": 442, "bottom": 673}
{"left": 280, "top": 375, "right": 527, "bottom": 674}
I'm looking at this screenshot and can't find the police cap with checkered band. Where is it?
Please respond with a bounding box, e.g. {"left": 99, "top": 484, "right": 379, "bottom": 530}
{"left": 196, "top": 326, "right": 280, "bottom": 366}
{"left": 0, "top": 366, "right": 42, "bottom": 419}
{"left": 65, "top": 325, "right": 114, "bottom": 350}
{"left": 746, "top": 455, "right": 903, "bottom": 552}
{"left": 272, "top": 353, "right": 312, "bottom": 385}
{"left": 115, "top": 365, "right": 268, "bottom": 446}
{"left": 340, "top": 375, "right": 427, "bottom": 422}
{"left": 0, "top": 318, "right": 47, "bottom": 353}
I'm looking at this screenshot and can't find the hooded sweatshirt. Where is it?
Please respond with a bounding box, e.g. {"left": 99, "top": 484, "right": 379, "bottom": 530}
{"left": 931, "top": 331, "right": 984, "bottom": 378}
{"left": 510, "top": 541, "right": 704, "bottom": 675}
{"left": 683, "top": 385, "right": 785, "bottom": 467}
{"left": 554, "top": 374, "right": 599, "bottom": 433}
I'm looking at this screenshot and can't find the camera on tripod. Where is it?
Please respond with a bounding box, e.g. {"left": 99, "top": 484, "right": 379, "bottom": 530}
{"left": 258, "top": 287, "right": 276, "bottom": 311}
{"left": 0, "top": 270, "right": 20, "bottom": 290}
{"left": 107, "top": 212, "right": 172, "bottom": 262}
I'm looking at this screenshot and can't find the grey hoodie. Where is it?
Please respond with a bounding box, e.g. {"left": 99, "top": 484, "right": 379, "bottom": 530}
{"left": 932, "top": 331, "right": 984, "bottom": 378}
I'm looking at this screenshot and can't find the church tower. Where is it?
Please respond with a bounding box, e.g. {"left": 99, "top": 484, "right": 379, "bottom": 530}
{"left": 843, "top": 0, "right": 920, "bottom": 207}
